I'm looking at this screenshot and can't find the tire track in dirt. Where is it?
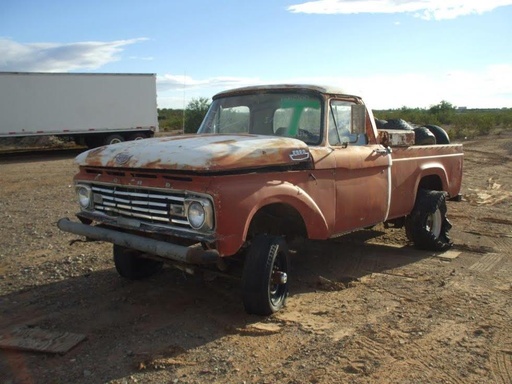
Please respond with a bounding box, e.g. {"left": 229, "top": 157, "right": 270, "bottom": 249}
{"left": 375, "top": 320, "right": 475, "bottom": 384}
{"left": 469, "top": 253, "right": 505, "bottom": 272}
{"left": 374, "top": 355, "right": 468, "bottom": 384}
{"left": 491, "top": 237, "right": 512, "bottom": 253}
{"left": 490, "top": 329, "right": 512, "bottom": 384}
{"left": 462, "top": 148, "right": 512, "bottom": 167}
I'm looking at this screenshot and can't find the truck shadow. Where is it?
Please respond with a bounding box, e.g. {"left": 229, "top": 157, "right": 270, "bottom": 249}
{"left": 0, "top": 147, "right": 84, "bottom": 164}
{"left": 0, "top": 230, "right": 434, "bottom": 383}
{"left": 289, "top": 230, "right": 434, "bottom": 294}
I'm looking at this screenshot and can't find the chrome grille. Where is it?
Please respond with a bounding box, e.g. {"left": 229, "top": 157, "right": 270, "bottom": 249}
{"left": 91, "top": 185, "right": 189, "bottom": 228}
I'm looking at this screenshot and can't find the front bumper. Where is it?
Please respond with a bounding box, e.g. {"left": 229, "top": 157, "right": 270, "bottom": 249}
{"left": 57, "top": 218, "right": 220, "bottom": 265}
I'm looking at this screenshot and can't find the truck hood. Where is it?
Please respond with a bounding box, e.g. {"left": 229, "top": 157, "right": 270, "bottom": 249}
{"left": 75, "top": 134, "right": 313, "bottom": 172}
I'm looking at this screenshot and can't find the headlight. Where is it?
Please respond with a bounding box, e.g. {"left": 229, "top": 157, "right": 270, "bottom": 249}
{"left": 187, "top": 201, "right": 205, "bottom": 229}
{"left": 185, "top": 198, "right": 214, "bottom": 231}
{"left": 76, "top": 185, "right": 92, "bottom": 209}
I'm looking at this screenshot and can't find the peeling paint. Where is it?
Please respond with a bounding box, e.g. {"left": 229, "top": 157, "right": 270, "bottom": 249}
{"left": 76, "top": 134, "right": 311, "bottom": 172}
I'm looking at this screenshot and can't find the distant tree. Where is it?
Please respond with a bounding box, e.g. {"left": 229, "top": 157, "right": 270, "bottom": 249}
{"left": 429, "top": 100, "right": 455, "bottom": 114}
{"left": 185, "top": 97, "right": 210, "bottom": 134}
{"left": 158, "top": 108, "right": 184, "bottom": 132}
{"left": 429, "top": 100, "right": 456, "bottom": 124}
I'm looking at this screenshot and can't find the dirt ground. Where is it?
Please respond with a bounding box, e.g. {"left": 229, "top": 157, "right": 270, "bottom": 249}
{"left": 0, "top": 134, "right": 511, "bottom": 384}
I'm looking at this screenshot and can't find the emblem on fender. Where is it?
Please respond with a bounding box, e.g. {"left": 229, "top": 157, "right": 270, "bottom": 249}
{"left": 289, "top": 149, "right": 310, "bottom": 161}
{"left": 114, "top": 153, "right": 133, "bottom": 165}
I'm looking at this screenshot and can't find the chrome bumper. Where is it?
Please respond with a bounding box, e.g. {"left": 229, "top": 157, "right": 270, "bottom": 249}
{"left": 57, "top": 218, "right": 219, "bottom": 265}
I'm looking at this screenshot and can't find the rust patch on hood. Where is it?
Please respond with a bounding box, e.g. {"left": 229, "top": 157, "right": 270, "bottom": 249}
{"left": 75, "top": 134, "right": 312, "bottom": 172}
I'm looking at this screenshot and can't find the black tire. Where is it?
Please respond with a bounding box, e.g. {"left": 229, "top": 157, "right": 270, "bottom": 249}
{"left": 424, "top": 124, "right": 450, "bottom": 144}
{"left": 414, "top": 127, "right": 436, "bottom": 145}
{"left": 375, "top": 119, "right": 387, "bottom": 129}
{"left": 384, "top": 119, "right": 414, "bottom": 130}
{"left": 405, "top": 189, "right": 452, "bottom": 251}
{"left": 113, "top": 244, "right": 163, "bottom": 280}
{"left": 242, "top": 236, "right": 289, "bottom": 315}
{"left": 104, "top": 134, "right": 124, "bottom": 146}
{"left": 84, "top": 136, "right": 102, "bottom": 149}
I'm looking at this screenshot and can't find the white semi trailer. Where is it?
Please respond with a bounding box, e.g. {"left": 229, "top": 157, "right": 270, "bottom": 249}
{"left": 0, "top": 72, "right": 158, "bottom": 148}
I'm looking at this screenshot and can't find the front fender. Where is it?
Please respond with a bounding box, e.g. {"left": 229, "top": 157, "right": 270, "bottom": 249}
{"left": 211, "top": 178, "right": 330, "bottom": 256}
{"left": 243, "top": 181, "right": 330, "bottom": 240}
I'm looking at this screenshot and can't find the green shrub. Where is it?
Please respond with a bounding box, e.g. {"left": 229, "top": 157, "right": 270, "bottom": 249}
{"left": 374, "top": 102, "right": 512, "bottom": 139}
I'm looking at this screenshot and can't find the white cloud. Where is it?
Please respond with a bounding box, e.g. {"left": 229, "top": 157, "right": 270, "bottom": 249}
{"left": 287, "top": 64, "right": 512, "bottom": 109}
{"left": 157, "top": 65, "right": 512, "bottom": 109}
{"left": 287, "top": 0, "right": 512, "bottom": 20}
{"left": 0, "top": 38, "right": 147, "bottom": 72}
{"left": 157, "top": 74, "right": 261, "bottom": 92}
{"left": 157, "top": 74, "right": 263, "bottom": 108}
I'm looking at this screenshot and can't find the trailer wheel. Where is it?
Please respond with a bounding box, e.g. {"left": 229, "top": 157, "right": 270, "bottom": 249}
{"left": 405, "top": 189, "right": 452, "bottom": 251}
{"left": 113, "top": 244, "right": 163, "bottom": 280}
{"left": 84, "top": 136, "right": 102, "bottom": 149}
{"left": 104, "top": 134, "right": 124, "bottom": 146}
{"left": 242, "top": 236, "right": 289, "bottom": 315}
{"left": 129, "top": 132, "right": 148, "bottom": 141}
{"left": 424, "top": 124, "right": 450, "bottom": 144}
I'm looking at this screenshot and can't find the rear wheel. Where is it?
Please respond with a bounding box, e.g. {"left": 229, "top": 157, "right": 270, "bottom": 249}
{"left": 242, "top": 236, "right": 289, "bottom": 315}
{"left": 113, "top": 244, "right": 163, "bottom": 280}
{"left": 405, "top": 189, "right": 452, "bottom": 251}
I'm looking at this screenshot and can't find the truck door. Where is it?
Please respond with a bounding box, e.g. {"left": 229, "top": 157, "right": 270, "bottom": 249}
{"left": 329, "top": 101, "right": 391, "bottom": 234}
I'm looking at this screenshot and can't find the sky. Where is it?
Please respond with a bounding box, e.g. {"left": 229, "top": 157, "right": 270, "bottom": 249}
{"left": 1, "top": 0, "right": 512, "bottom": 110}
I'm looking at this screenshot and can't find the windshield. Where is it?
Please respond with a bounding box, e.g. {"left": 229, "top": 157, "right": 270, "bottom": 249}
{"left": 197, "top": 92, "right": 323, "bottom": 145}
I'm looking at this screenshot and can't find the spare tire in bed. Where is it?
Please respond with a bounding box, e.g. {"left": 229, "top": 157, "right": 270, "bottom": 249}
{"left": 375, "top": 119, "right": 388, "bottom": 129}
{"left": 424, "top": 124, "right": 450, "bottom": 144}
{"left": 384, "top": 119, "right": 414, "bottom": 130}
{"left": 414, "top": 127, "right": 436, "bottom": 145}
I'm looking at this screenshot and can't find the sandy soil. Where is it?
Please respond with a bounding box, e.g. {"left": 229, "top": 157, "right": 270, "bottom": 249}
{"left": 0, "top": 134, "right": 511, "bottom": 384}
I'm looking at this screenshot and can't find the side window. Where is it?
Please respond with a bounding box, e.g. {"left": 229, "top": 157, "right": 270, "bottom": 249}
{"left": 329, "top": 100, "right": 367, "bottom": 146}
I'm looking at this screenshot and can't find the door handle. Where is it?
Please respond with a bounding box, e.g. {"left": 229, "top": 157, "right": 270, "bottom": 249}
{"left": 373, "top": 147, "right": 392, "bottom": 155}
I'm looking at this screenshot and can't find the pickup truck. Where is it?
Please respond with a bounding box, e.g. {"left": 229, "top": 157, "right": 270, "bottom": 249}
{"left": 58, "top": 84, "right": 463, "bottom": 315}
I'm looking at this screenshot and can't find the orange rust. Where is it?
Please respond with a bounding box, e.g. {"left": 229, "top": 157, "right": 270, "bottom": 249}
{"left": 70, "top": 85, "right": 463, "bottom": 258}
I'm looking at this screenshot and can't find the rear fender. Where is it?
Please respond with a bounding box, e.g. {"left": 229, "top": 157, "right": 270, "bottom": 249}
{"left": 405, "top": 165, "right": 448, "bottom": 210}
{"left": 417, "top": 163, "right": 448, "bottom": 194}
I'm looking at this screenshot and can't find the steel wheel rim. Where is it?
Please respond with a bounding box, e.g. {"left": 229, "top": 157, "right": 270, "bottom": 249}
{"left": 269, "top": 253, "right": 287, "bottom": 305}
{"left": 426, "top": 209, "right": 442, "bottom": 238}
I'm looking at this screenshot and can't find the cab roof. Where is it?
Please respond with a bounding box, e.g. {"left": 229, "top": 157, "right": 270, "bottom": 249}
{"left": 213, "top": 84, "right": 360, "bottom": 100}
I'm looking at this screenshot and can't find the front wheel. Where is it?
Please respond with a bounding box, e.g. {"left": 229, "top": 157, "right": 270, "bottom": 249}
{"left": 113, "top": 244, "right": 163, "bottom": 280}
{"left": 242, "top": 236, "right": 289, "bottom": 315}
{"left": 405, "top": 189, "right": 453, "bottom": 251}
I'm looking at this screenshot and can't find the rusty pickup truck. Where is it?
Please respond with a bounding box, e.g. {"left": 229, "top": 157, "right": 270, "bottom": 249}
{"left": 58, "top": 84, "right": 463, "bottom": 315}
